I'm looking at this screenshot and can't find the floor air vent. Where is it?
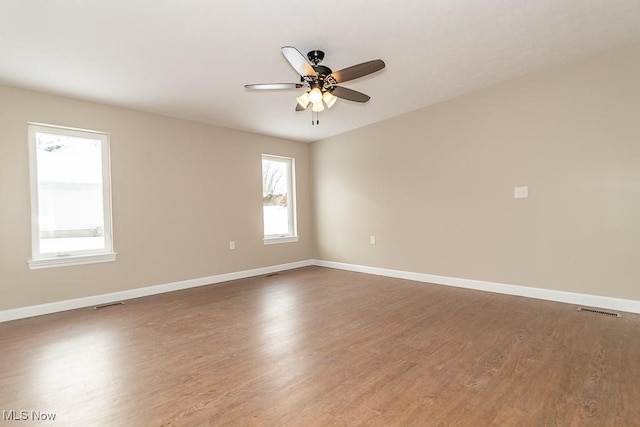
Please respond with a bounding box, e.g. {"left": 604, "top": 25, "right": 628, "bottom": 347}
{"left": 577, "top": 307, "right": 620, "bottom": 317}
{"left": 94, "top": 302, "right": 124, "bottom": 309}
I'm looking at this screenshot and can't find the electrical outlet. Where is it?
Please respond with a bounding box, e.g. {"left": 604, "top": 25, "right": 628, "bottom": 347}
{"left": 514, "top": 186, "right": 529, "bottom": 199}
{"left": 229, "top": 241, "right": 236, "bottom": 250}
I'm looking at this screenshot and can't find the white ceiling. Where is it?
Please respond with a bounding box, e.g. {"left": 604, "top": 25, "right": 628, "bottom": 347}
{"left": 2, "top": 1, "right": 640, "bottom": 143}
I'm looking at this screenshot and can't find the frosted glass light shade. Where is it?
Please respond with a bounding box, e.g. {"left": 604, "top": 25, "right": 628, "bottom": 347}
{"left": 312, "top": 102, "right": 325, "bottom": 112}
{"left": 296, "top": 92, "right": 310, "bottom": 109}
{"left": 323, "top": 91, "right": 337, "bottom": 108}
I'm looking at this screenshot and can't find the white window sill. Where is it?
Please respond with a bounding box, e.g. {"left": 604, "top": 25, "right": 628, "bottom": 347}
{"left": 263, "top": 236, "right": 299, "bottom": 245}
{"left": 28, "top": 252, "right": 117, "bottom": 270}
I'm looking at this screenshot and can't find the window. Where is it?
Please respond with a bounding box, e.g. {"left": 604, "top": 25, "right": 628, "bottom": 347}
{"left": 262, "top": 154, "right": 298, "bottom": 244}
{"left": 28, "top": 123, "right": 115, "bottom": 269}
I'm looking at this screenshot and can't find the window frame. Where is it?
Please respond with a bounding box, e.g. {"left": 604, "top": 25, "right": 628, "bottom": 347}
{"left": 262, "top": 154, "right": 298, "bottom": 245}
{"left": 28, "top": 123, "right": 116, "bottom": 269}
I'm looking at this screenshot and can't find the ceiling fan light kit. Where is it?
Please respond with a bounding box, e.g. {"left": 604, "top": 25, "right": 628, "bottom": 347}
{"left": 245, "top": 46, "right": 385, "bottom": 125}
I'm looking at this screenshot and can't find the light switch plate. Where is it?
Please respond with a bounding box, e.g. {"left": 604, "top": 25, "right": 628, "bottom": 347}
{"left": 514, "top": 186, "right": 529, "bottom": 199}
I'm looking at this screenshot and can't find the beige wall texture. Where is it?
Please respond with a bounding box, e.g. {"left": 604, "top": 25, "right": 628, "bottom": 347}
{"left": 0, "top": 86, "right": 313, "bottom": 311}
{"left": 1, "top": 42, "right": 639, "bottom": 313}
{"left": 312, "top": 43, "right": 640, "bottom": 301}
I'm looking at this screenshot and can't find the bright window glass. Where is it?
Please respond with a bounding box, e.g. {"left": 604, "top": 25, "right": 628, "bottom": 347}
{"left": 262, "top": 155, "right": 297, "bottom": 242}
{"left": 28, "top": 124, "right": 115, "bottom": 268}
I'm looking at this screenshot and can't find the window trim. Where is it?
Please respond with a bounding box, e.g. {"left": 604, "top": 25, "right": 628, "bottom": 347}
{"left": 263, "top": 236, "right": 299, "bottom": 245}
{"left": 28, "top": 123, "right": 116, "bottom": 269}
{"left": 262, "top": 154, "right": 298, "bottom": 244}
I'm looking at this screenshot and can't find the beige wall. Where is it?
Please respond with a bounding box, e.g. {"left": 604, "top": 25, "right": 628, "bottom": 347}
{"left": 0, "top": 86, "right": 313, "bottom": 311}
{"left": 2, "top": 42, "right": 639, "bottom": 313}
{"left": 311, "top": 43, "right": 640, "bottom": 301}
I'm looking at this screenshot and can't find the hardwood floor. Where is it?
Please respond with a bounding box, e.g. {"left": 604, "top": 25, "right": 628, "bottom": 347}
{"left": 1, "top": 266, "right": 639, "bottom": 426}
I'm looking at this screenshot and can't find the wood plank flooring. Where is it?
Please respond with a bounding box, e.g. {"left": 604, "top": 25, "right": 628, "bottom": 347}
{"left": 1, "top": 266, "right": 639, "bottom": 426}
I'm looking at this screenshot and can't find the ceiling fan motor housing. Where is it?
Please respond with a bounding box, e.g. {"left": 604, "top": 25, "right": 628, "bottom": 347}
{"left": 313, "top": 65, "right": 333, "bottom": 77}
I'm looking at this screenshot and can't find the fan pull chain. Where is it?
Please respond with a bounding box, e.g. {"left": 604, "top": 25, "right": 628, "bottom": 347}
{"left": 311, "top": 111, "right": 320, "bottom": 126}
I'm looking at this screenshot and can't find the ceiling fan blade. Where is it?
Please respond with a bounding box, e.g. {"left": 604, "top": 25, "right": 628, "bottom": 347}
{"left": 282, "top": 46, "right": 316, "bottom": 77}
{"left": 245, "top": 83, "right": 303, "bottom": 90}
{"left": 331, "top": 86, "right": 371, "bottom": 103}
{"left": 295, "top": 102, "right": 307, "bottom": 111}
{"left": 329, "top": 59, "right": 385, "bottom": 84}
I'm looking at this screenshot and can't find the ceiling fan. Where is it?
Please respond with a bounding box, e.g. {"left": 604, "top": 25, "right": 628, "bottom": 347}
{"left": 245, "top": 46, "right": 385, "bottom": 124}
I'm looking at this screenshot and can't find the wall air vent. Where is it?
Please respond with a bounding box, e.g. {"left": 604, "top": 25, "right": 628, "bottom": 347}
{"left": 577, "top": 307, "right": 620, "bottom": 317}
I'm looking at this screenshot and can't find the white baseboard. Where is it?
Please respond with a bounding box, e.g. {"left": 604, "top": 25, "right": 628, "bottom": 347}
{"left": 0, "top": 260, "right": 313, "bottom": 323}
{"left": 3, "top": 258, "right": 638, "bottom": 322}
{"left": 312, "top": 260, "right": 640, "bottom": 315}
